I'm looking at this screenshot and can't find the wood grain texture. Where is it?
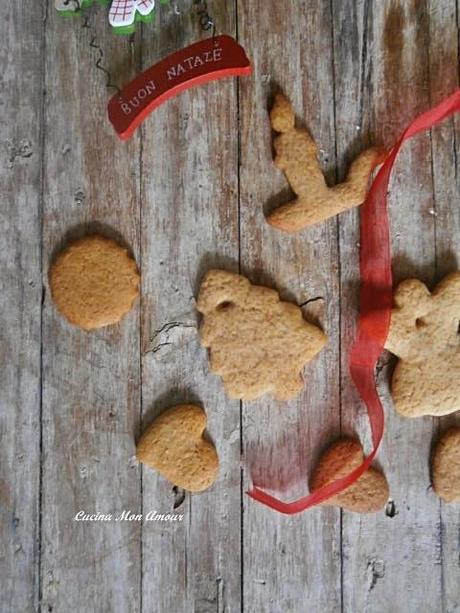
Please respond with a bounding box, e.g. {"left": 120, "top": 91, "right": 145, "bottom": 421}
{"left": 333, "top": 1, "right": 457, "bottom": 611}
{"left": 41, "top": 7, "right": 142, "bottom": 613}
{"left": 427, "top": 2, "right": 460, "bottom": 609}
{"left": 1, "top": 1, "right": 459, "bottom": 611}
{"left": 0, "top": 2, "right": 44, "bottom": 611}
{"left": 238, "top": 2, "right": 342, "bottom": 611}
{"left": 139, "top": 2, "right": 241, "bottom": 612}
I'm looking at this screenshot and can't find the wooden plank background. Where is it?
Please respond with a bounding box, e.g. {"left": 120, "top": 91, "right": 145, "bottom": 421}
{"left": 1, "top": 1, "right": 459, "bottom": 611}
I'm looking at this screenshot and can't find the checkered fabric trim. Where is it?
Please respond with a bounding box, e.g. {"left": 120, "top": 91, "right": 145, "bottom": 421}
{"left": 109, "top": 0, "right": 155, "bottom": 27}
{"left": 136, "top": 0, "right": 155, "bottom": 16}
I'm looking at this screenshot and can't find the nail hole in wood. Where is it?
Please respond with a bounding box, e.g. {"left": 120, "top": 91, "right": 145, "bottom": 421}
{"left": 385, "top": 499, "right": 397, "bottom": 518}
{"left": 172, "top": 485, "right": 185, "bottom": 509}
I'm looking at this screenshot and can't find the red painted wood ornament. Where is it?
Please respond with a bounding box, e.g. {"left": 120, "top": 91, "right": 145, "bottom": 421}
{"left": 108, "top": 35, "right": 252, "bottom": 139}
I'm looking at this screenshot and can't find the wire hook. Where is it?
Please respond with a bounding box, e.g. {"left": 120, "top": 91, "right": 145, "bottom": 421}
{"left": 193, "top": 0, "right": 216, "bottom": 38}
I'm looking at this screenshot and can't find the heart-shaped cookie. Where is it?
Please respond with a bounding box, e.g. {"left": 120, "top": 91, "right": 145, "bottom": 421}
{"left": 136, "top": 404, "right": 218, "bottom": 492}
{"left": 310, "top": 439, "right": 389, "bottom": 513}
{"left": 432, "top": 427, "right": 460, "bottom": 503}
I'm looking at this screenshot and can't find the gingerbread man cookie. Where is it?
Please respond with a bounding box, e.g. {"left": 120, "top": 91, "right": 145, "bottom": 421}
{"left": 136, "top": 404, "right": 218, "bottom": 492}
{"left": 311, "top": 439, "right": 389, "bottom": 513}
{"left": 385, "top": 272, "right": 460, "bottom": 417}
{"left": 50, "top": 235, "right": 140, "bottom": 331}
{"left": 267, "top": 94, "right": 380, "bottom": 233}
{"left": 197, "top": 270, "right": 327, "bottom": 401}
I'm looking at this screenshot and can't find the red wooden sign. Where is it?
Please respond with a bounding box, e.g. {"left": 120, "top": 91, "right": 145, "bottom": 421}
{"left": 108, "top": 35, "right": 252, "bottom": 139}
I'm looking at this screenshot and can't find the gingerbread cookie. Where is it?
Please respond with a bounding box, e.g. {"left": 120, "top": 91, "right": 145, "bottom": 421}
{"left": 385, "top": 272, "right": 460, "bottom": 417}
{"left": 432, "top": 428, "right": 460, "bottom": 503}
{"left": 267, "top": 94, "right": 380, "bottom": 233}
{"left": 197, "top": 269, "right": 327, "bottom": 401}
{"left": 310, "top": 439, "right": 389, "bottom": 513}
{"left": 136, "top": 404, "right": 218, "bottom": 492}
{"left": 50, "top": 235, "right": 140, "bottom": 331}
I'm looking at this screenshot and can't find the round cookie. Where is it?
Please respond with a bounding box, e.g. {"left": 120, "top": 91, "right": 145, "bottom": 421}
{"left": 432, "top": 428, "right": 460, "bottom": 503}
{"left": 136, "top": 404, "right": 218, "bottom": 492}
{"left": 50, "top": 235, "right": 140, "bottom": 331}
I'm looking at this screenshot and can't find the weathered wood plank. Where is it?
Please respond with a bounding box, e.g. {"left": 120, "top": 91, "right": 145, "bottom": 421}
{"left": 238, "top": 2, "right": 342, "bottom": 611}
{"left": 0, "top": 2, "right": 44, "bottom": 611}
{"left": 140, "top": 2, "right": 241, "bottom": 611}
{"left": 333, "top": 0, "right": 452, "bottom": 610}
{"left": 427, "top": 1, "right": 460, "bottom": 609}
{"left": 3, "top": 1, "right": 460, "bottom": 611}
{"left": 41, "top": 8, "right": 142, "bottom": 612}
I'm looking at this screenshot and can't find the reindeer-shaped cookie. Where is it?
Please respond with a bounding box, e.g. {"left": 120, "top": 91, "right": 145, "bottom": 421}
{"left": 267, "top": 94, "right": 380, "bottom": 233}
{"left": 385, "top": 272, "right": 460, "bottom": 417}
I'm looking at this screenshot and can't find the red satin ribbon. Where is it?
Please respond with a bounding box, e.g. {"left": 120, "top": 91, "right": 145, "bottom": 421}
{"left": 248, "top": 89, "right": 460, "bottom": 514}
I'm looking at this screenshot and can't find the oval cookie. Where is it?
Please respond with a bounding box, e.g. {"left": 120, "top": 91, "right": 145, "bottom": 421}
{"left": 432, "top": 428, "right": 460, "bottom": 503}
{"left": 136, "top": 404, "right": 219, "bottom": 492}
{"left": 50, "top": 235, "right": 140, "bottom": 331}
